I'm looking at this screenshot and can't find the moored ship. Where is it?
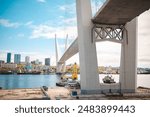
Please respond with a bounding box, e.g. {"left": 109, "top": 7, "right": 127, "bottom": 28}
{"left": 17, "top": 71, "right": 41, "bottom": 75}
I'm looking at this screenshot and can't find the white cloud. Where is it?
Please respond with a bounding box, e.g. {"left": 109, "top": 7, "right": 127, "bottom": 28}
{"left": 25, "top": 21, "right": 33, "bottom": 26}
{"left": 66, "top": 53, "right": 79, "bottom": 65}
{"left": 37, "top": 0, "right": 46, "bottom": 3}
{"left": 59, "top": 3, "right": 76, "bottom": 15}
{"left": 29, "top": 24, "right": 77, "bottom": 40}
{"left": 0, "top": 19, "right": 20, "bottom": 28}
{"left": 59, "top": 44, "right": 66, "bottom": 50}
{"left": 59, "top": 6, "right": 66, "bottom": 11}
{"left": 64, "top": 42, "right": 121, "bottom": 67}
{"left": 96, "top": 42, "right": 121, "bottom": 67}
{"left": 62, "top": 17, "right": 76, "bottom": 25}
{"left": 0, "top": 51, "right": 7, "bottom": 62}
{"left": 138, "top": 9, "right": 150, "bottom": 67}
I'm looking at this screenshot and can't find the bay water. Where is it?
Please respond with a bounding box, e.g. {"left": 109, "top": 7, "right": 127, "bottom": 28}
{"left": 0, "top": 74, "right": 150, "bottom": 89}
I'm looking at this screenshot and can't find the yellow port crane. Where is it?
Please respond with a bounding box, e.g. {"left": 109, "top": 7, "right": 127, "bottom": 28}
{"left": 72, "top": 63, "right": 78, "bottom": 80}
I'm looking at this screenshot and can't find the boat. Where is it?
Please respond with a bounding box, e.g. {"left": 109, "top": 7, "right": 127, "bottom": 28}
{"left": 56, "top": 82, "right": 67, "bottom": 87}
{"left": 17, "top": 71, "right": 41, "bottom": 75}
{"left": 102, "top": 75, "right": 116, "bottom": 84}
{"left": 56, "top": 75, "right": 68, "bottom": 87}
{"left": 0, "top": 72, "right": 13, "bottom": 75}
{"left": 67, "top": 80, "right": 80, "bottom": 89}
{"left": 0, "top": 70, "right": 13, "bottom": 75}
{"left": 56, "top": 72, "right": 63, "bottom": 75}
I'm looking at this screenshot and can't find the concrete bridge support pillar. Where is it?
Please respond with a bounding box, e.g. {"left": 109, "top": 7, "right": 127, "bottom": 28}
{"left": 76, "top": 0, "right": 100, "bottom": 94}
{"left": 62, "top": 62, "right": 66, "bottom": 73}
{"left": 56, "top": 62, "right": 63, "bottom": 74}
{"left": 120, "top": 18, "right": 137, "bottom": 93}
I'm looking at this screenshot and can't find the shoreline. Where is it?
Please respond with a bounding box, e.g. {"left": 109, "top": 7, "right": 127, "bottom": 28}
{"left": 1, "top": 73, "right": 150, "bottom": 75}
{"left": 1, "top": 86, "right": 150, "bottom": 100}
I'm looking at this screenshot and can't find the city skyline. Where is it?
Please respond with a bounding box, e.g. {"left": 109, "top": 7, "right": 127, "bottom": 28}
{"left": 0, "top": 0, "right": 150, "bottom": 67}
{"left": 2, "top": 52, "right": 50, "bottom": 64}
{"left": 1, "top": 52, "right": 52, "bottom": 65}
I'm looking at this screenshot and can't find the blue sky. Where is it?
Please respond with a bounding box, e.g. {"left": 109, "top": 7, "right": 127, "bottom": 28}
{"left": 0, "top": 0, "right": 76, "bottom": 48}
{"left": 0, "top": 0, "right": 150, "bottom": 67}
{"left": 0, "top": 0, "right": 78, "bottom": 64}
{"left": 0, "top": 0, "right": 105, "bottom": 65}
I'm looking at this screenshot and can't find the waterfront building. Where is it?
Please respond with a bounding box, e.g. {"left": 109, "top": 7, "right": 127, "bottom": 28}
{"left": 31, "top": 59, "right": 42, "bottom": 66}
{"left": 31, "top": 61, "right": 36, "bottom": 64}
{"left": 25, "top": 56, "right": 30, "bottom": 64}
{"left": 45, "top": 58, "right": 50, "bottom": 66}
{"left": 0, "top": 60, "right": 5, "bottom": 67}
{"left": 7, "top": 53, "right": 11, "bottom": 63}
{"left": 39, "top": 62, "right": 42, "bottom": 65}
{"left": 1, "top": 63, "right": 17, "bottom": 70}
{"left": 19, "top": 62, "right": 26, "bottom": 66}
{"left": 25, "top": 63, "right": 32, "bottom": 72}
{"left": 0, "top": 60, "right": 5, "bottom": 64}
{"left": 35, "top": 59, "right": 39, "bottom": 65}
{"left": 14, "top": 54, "right": 21, "bottom": 64}
{"left": 32, "top": 64, "right": 42, "bottom": 71}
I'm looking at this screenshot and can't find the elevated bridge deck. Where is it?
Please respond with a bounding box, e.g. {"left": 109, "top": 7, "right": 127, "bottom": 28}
{"left": 59, "top": 0, "right": 150, "bottom": 63}
{"left": 92, "top": 0, "right": 150, "bottom": 25}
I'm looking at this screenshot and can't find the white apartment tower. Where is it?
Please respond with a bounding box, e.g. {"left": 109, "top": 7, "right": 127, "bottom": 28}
{"left": 25, "top": 56, "right": 30, "bottom": 64}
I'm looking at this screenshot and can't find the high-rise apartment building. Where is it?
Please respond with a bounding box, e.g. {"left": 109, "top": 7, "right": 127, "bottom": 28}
{"left": 45, "top": 58, "right": 50, "bottom": 66}
{"left": 25, "top": 56, "right": 30, "bottom": 64}
{"left": 7, "top": 53, "right": 11, "bottom": 63}
{"left": 14, "top": 54, "right": 21, "bottom": 64}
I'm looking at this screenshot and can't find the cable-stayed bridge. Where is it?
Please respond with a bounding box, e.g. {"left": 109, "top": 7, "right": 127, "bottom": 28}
{"left": 55, "top": 0, "right": 150, "bottom": 94}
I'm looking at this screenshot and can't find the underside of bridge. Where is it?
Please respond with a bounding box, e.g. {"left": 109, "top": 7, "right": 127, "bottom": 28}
{"left": 58, "top": 0, "right": 150, "bottom": 94}
{"left": 76, "top": 0, "right": 150, "bottom": 94}
{"left": 92, "top": 0, "right": 150, "bottom": 25}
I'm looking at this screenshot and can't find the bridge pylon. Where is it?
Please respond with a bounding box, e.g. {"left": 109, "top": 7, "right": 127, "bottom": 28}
{"left": 120, "top": 18, "right": 137, "bottom": 93}
{"left": 76, "top": 0, "right": 101, "bottom": 94}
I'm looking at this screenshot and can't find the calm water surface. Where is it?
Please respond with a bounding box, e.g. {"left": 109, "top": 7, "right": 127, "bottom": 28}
{"left": 0, "top": 74, "right": 60, "bottom": 89}
{"left": 0, "top": 74, "right": 150, "bottom": 89}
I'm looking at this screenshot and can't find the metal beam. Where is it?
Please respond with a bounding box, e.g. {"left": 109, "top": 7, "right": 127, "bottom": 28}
{"left": 92, "top": 24, "right": 126, "bottom": 44}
